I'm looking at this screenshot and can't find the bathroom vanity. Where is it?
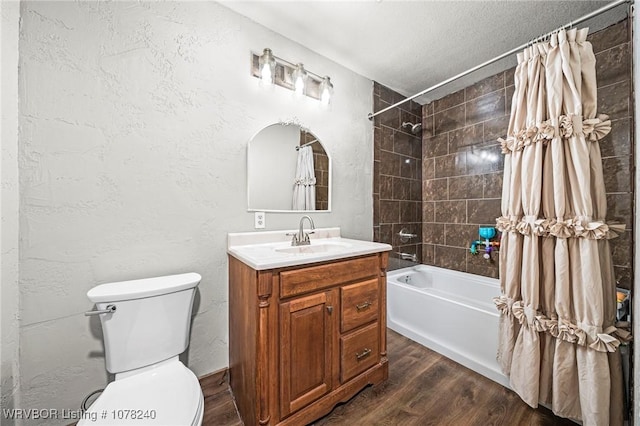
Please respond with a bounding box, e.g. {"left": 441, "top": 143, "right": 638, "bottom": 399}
{"left": 227, "top": 228, "right": 391, "bottom": 425}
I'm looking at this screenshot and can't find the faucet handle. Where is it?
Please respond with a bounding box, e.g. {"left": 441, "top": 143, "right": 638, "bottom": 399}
{"left": 285, "top": 232, "right": 299, "bottom": 245}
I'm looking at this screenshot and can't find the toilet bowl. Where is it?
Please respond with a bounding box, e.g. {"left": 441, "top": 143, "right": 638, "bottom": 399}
{"left": 79, "top": 357, "right": 203, "bottom": 425}
{"left": 79, "top": 273, "right": 203, "bottom": 426}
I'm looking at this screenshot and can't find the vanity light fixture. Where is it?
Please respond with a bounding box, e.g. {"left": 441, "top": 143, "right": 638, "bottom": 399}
{"left": 251, "top": 48, "right": 334, "bottom": 104}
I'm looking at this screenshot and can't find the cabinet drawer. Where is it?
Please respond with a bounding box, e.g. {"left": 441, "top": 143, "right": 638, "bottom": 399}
{"left": 280, "top": 255, "right": 379, "bottom": 298}
{"left": 340, "top": 322, "right": 379, "bottom": 383}
{"left": 341, "top": 279, "right": 379, "bottom": 333}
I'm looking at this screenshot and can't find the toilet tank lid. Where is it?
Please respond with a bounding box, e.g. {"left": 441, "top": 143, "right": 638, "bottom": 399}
{"left": 87, "top": 273, "right": 202, "bottom": 303}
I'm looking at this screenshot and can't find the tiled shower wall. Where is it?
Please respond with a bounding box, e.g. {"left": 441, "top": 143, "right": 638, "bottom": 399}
{"left": 372, "top": 82, "right": 423, "bottom": 269}
{"left": 420, "top": 19, "right": 633, "bottom": 287}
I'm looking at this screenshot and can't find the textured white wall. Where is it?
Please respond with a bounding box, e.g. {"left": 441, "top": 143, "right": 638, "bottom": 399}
{"left": 18, "top": 1, "right": 372, "bottom": 422}
{"left": 1, "top": 1, "right": 21, "bottom": 423}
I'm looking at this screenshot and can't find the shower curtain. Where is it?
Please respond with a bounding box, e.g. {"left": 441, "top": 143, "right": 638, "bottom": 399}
{"left": 292, "top": 145, "right": 316, "bottom": 210}
{"left": 494, "top": 28, "right": 630, "bottom": 425}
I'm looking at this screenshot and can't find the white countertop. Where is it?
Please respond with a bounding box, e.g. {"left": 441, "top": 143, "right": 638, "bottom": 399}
{"left": 227, "top": 227, "right": 392, "bottom": 270}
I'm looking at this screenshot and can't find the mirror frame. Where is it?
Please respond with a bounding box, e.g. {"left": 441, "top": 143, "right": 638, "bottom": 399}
{"left": 247, "top": 122, "right": 332, "bottom": 213}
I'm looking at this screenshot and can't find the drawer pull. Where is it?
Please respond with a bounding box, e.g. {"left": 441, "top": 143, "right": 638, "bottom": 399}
{"left": 326, "top": 305, "right": 333, "bottom": 314}
{"left": 355, "top": 348, "right": 372, "bottom": 361}
{"left": 356, "top": 301, "right": 372, "bottom": 312}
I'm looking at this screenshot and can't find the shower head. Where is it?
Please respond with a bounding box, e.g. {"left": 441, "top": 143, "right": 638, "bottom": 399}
{"left": 402, "top": 122, "right": 422, "bottom": 135}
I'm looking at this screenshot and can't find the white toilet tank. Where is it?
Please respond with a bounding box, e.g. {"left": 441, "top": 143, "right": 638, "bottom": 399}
{"left": 87, "top": 273, "right": 201, "bottom": 374}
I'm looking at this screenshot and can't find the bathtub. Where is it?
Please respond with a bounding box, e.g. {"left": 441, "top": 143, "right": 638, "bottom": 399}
{"left": 386, "top": 265, "right": 509, "bottom": 388}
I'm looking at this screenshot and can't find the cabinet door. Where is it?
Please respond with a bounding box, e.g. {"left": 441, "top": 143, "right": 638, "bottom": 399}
{"left": 280, "top": 291, "right": 334, "bottom": 418}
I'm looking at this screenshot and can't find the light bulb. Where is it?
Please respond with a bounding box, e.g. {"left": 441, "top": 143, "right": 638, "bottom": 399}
{"left": 319, "top": 76, "right": 333, "bottom": 106}
{"left": 295, "top": 76, "right": 305, "bottom": 95}
{"left": 261, "top": 64, "right": 273, "bottom": 86}
{"left": 258, "top": 48, "right": 276, "bottom": 86}
{"left": 292, "top": 63, "right": 307, "bottom": 97}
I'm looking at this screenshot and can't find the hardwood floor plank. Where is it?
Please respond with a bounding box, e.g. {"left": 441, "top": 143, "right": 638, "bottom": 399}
{"left": 204, "top": 329, "right": 577, "bottom": 425}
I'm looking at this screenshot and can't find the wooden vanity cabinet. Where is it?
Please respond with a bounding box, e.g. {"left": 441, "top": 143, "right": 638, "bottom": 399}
{"left": 229, "top": 252, "right": 389, "bottom": 426}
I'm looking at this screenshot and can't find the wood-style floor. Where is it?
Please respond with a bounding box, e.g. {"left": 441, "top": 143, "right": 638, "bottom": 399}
{"left": 202, "top": 329, "right": 575, "bottom": 425}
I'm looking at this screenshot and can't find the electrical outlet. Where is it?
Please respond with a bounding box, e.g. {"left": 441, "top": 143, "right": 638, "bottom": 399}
{"left": 254, "top": 212, "right": 266, "bottom": 229}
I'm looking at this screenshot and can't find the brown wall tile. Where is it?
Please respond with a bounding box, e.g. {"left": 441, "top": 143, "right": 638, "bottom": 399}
{"left": 422, "top": 158, "right": 435, "bottom": 180}
{"left": 449, "top": 123, "right": 484, "bottom": 152}
{"left": 399, "top": 156, "right": 419, "bottom": 179}
{"left": 380, "top": 200, "right": 400, "bottom": 224}
{"left": 466, "top": 73, "right": 505, "bottom": 101}
{"left": 425, "top": 133, "right": 448, "bottom": 157}
{"left": 602, "top": 156, "right": 631, "bottom": 193}
{"left": 600, "top": 118, "right": 631, "bottom": 158}
{"left": 468, "top": 199, "right": 501, "bottom": 225}
{"left": 380, "top": 150, "right": 400, "bottom": 176}
{"left": 589, "top": 20, "right": 628, "bottom": 54}
{"left": 434, "top": 90, "right": 464, "bottom": 113}
{"left": 373, "top": 83, "right": 423, "bottom": 269}
{"left": 423, "top": 223, "right": 445, "bottom": 245}
{"left": 596, "top": 43, "right": 630, "bottom": 88}
{"left": 444, "top": 224, "right": 478, "bottom": 248}
{"left": 483, "top": 172, "right": 503, "bottom": 199}
{"left": 611, "top": 230, "right": 632, "bottom": 268}
{"left": 381, "top": 126, "right": 394, "bottom": 151}
{"left": 423, "top": 178, "right": 448, "bottom": 201}
{"left": 449, "top": 175, "right": 483, "bottom": 200}
{"left": 606, "top": 193, "right": 632, "bottom": 229}
{"left": 423, "top": 202, "right": 435, "bottom": 223}
{"left": 435, "top": 104, "right": 465, "bottom": 134}
{"left": 434, "top": 246, "right": 467, "bottom": 272}
{"left": 598, "top": 79, "right": 630, "bottom": 120}
{"left": 465, "top": 90, "right": 506, "bottom": 125}
{"left": 393, "top": 177, "right": 411, "bottom": 200}
{"left": 423, "top": 114, "right": 434, "bottom": 138}
{"left": 434, "top": 152, "right": 467, "bottom": 178}
{"left": 422, "top": 244, "right": 435, "bottom": 265}
{"left": 400, "top": 200, "right": 420, "bottom": 223}
{"left": 435, "top": 200, "right": 466, "bottom": 223}
{"left": 466, "top": 145, "right": 504, "bottom": 175}
{"left": 467, "top": 252, "right": 500, "bottom": 278}
{"left": 484, "top": 115, "right": 510, "bottom": 143}
{"left": 380, "top": 175, "right": 393, "bottom": 199}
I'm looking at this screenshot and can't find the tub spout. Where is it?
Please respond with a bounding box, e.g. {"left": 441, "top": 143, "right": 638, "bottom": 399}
{"left": 396, "top": 252, "right": 417, "bottom": 262}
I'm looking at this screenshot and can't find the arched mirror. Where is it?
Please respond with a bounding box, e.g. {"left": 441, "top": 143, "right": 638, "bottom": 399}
{"left": 247, "top": 123, "right": 331, "bottom": 212}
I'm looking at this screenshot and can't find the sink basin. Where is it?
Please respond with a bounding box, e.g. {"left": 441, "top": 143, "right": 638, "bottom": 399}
{"left": 227, "top": 228, "right": 392, "bottom": 270}
{"left": 275, "top": 242, "right": 352, "bottom": 254}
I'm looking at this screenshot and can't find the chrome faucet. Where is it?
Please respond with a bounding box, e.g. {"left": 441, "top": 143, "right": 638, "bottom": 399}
{"left": 396, "top": 252, "right": 418, "bottom": 262}
{"left": 287, "top": 215, "right": 315, "bottom": 246}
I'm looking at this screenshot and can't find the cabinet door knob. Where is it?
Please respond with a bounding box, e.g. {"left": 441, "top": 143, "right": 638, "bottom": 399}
{"left": 356, "top": 301, "right": 371, "bottom": 312}
{"left": 326, "top": 305, "right": 333, "bottom": 314}
{"left": 356, "top": 348, "right": 372, "bottom": 360}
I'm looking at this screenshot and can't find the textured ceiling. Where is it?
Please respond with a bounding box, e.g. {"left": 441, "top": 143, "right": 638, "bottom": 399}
{"left": 221, "top": 1, "right": 628, "bottom": 105}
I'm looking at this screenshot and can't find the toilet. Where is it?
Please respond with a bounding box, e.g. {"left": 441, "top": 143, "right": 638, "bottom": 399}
{"left": 79, "top": 273, "right": 204, "bottom": 426}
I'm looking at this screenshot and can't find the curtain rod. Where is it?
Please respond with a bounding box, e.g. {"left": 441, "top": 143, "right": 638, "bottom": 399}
{"left": 367, "top": 0, "right": 632, "bottom": 120}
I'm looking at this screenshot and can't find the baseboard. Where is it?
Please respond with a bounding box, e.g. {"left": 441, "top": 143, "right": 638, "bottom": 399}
{"left": 199, "top": 367, "right": 230, "bottom": 399}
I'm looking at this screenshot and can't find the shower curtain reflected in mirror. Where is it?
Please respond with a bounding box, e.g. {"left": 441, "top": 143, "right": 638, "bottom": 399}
{"left": 292, "top": 145, "right": 316, "bottom": 210}
{"left": 494, "top": 27, "right": 630, "bottom": 425}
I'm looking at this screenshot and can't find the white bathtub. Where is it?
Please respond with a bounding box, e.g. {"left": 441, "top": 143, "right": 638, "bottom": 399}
{"left": 387, "top": 265, "right": 509, "bottom": 388}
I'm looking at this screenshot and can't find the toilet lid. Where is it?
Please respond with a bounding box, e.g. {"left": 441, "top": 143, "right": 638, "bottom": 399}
{"left": 81, "top": 360, "right": 202, "bottom": 425}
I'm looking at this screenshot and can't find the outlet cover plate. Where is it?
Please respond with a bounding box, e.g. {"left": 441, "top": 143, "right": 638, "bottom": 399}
{"left": 254, "top": 212, "right": 265, "bottom": 229}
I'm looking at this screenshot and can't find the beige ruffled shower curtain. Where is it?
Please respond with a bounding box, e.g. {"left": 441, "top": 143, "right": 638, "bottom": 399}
{"left": 494, "top": 28, "right": 631, "bottom": 425}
